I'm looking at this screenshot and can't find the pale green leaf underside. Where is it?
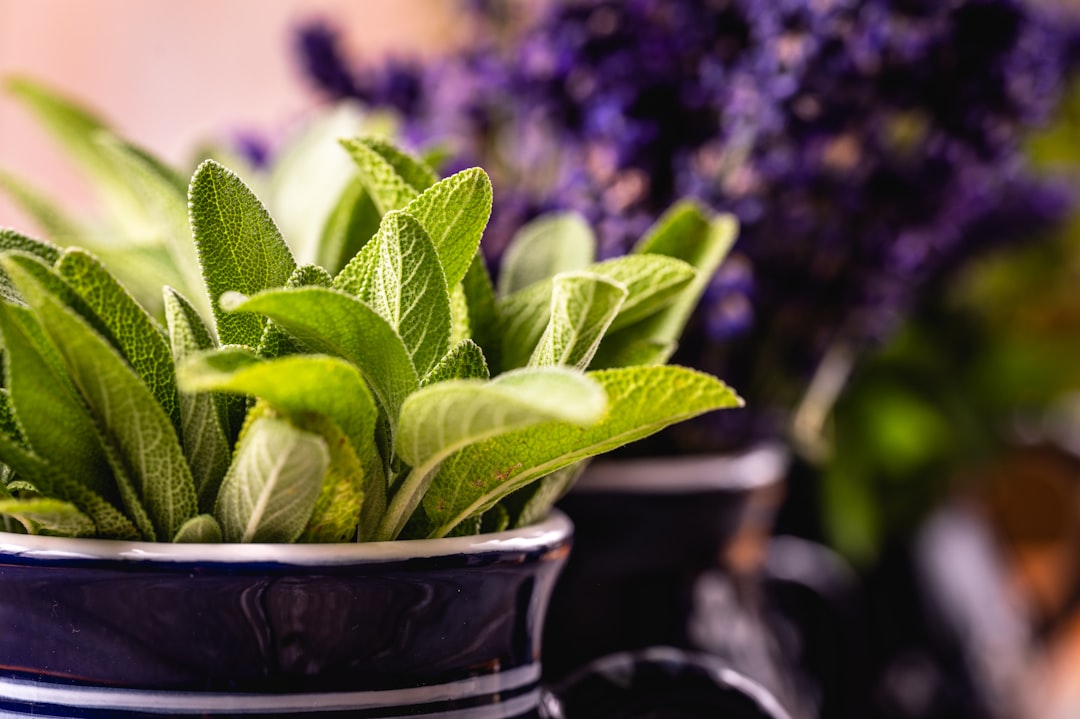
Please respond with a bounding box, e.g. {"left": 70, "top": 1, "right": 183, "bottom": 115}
{"left": 215, "top": 416, "right": 329, "bottom": 543}
{"left": 498, "top": 254, "right": 694, "bottom": 370}
{"left": 498, "top": 211, "right": 596, "bottom": 298}
{"left": 224, "top": 287, "right": 419, "bottom": 428}
{"left": 172, "top": 513, "right": 223, "bottom": 543}
{"left": 396, "top": 366, "right": 607, "bottom": 470}
{"left": 189, "top": 159, "right": 297, "bottom": 348}
{"left": 422, "top": 366, "right": 744, "bottom": 536}
{"left": 178, "top": 352, "right": 378, "bottom": 461}
{"left": 3, "top": 256, "right": 197, "bottom": 539}
{"left": 293, "top": 413, "right": 367, "bottom": 543}
{"left": 403, "top": 167, "right": 493, "bottom": 289}
{"left": 529, "top": 272, "right": 627, "bottom": 370}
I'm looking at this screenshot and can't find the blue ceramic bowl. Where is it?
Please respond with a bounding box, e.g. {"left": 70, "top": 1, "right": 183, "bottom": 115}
{"left": 0, "top": 511, "right": 572, "bottom": 719}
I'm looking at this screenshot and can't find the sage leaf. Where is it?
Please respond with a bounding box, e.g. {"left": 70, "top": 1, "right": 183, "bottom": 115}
{"left": 0, "top": 498, "right": 95, "bottom": 537}
{"left": 502, "top": 462, "right": 587, "bottom": 529}
{"left": 340, "top": 136, "right": 435, "bottom": 215}
{"left": 0, "top": 229, "right": 61, "bottom": 305}
{"left": 215, "top": 415, "right": 329, "bottom": 543}
{"left": 424, "top": 339, "right": 490, "bottom": 386}
{"left": 0, "top": 430, "right": 139, "bottom": 539}
{"left": 528, "top": 272, "right": 627, "bottom": 370}
{"left": 189, "top": 159, "right": 297, "bottom": 348}
{"left": 164, "top": 288, "right": 231, "bottom": 512}
{"left": 497, "top": 212, "right": 595, "bottom": 297}
{"left": 316, "top": 176, "right": 380, "bottom": 275}
{"left": 631, "top": 202, "right": 738, "bottom": 346}
{"left": 256, "top": 263, "right": 333, "bottom": 359}
{"left": 57, "top": 248, "right": 182, "bottom": 433}
{"left": 0, "top": 302, "right": 115, "bottom": 501}
{"left": 293, "top": 414, "right": 367, "bottom": 543}
{"left": 403, "top": 167, "right": 493, "bottom": 288}
{"left": 460, "top": 252, "right": 501, "bottom": 370}
{"left": 381, "top": 367, "right": 605, "bottom": 540}
{"left": 360, "top": 210, "right": 451, "bottom": 377}
{"left": 498, "top": 255, "right": 690, "bottom": 369}
{"left": 423, "top": 366, "right": 744, "bottom": 537}
{"left": 224, "top": 287, "right": 419, "bottom": 429}
{"left": 3, "top": 255, "right": 198, "bottom": 539}
{"left": 177, "top": 352, "right": 378, "bottom": 465}
{"left": 173, "top": 514, "right": 223, "bottom": 543}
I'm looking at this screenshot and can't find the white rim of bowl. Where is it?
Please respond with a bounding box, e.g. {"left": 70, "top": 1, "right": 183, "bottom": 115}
{"left": 0, "top": 510, "right": 573, "bottom": 566}
{"left": 571, "top": 443, "right": 790, "bottom": 494}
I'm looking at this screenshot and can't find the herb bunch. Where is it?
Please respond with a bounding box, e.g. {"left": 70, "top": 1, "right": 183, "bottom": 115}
{"left": 0, "top": 87, "right": 741, "bottom": 542}
{"left": 297, "top": 0, "right": 1074, "bottom": 449}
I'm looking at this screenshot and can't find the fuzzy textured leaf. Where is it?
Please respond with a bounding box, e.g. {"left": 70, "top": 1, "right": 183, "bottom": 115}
{"left": 528, "top": 272, "right": 627, "bottom": 369}
{"left": 316, "top": 176, "right": 381, "bottom": 275}
{"left": 164, "top": 288, "right": 231, "bottom": 512}
{"left": 223, "top": 287, "right": 418, "bottom": 428}
{"left": 340, "top": 137, "right": 433, "bottom": 215}
{"left": 0, "top": 497, "right": 95, "bottom": 537}
{"left": 256, "top": 263, "right": 333, "bottom": 359}
{"left": 189, "top": 159, "right": 297, "bottom": 348}
{"left": 215, "top": 415, "right": 328, "bottom": 543}
{"left": 422, "top": 366, "right": 744, "bottom": 536}
{"left": 173, "top": 514, "right": 223, "bottom": 543}
{"left": 403, "top": 167, "right": 492, "bottom": 288}
{"left": 424, "top": 339, "right": 490, "bottom": 386}
{"left": 57, "top": 248, "right": 181, "bottom": 433}
{"left": 3, "top": 256, "right": 197, "bottom": 539}
{"left": 0, "top": 301, "right": 115, "bottom": 501}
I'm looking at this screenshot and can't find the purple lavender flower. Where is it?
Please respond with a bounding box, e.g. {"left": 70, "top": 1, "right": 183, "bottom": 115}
{"left": 295, "top": 0, "right": 1075, "bottom": 450}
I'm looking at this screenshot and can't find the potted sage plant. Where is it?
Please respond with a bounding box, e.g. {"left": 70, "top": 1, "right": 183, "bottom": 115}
{"left": 0, "top": 83, "right": 741, "bottom": 717}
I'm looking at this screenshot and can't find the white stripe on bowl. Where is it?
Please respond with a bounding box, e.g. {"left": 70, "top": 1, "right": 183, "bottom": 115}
{"left": 0, "top": 664, "right": 539, "bottom": 714}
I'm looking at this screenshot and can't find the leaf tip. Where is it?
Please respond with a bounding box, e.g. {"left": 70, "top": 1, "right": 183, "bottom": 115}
{"left": 219, "top": 290, "right": 249, "bottom": 313}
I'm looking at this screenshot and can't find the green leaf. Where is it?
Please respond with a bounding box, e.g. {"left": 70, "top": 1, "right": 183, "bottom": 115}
{"left": 502, "top": 462, "right": 587, "bottom": 529}
{"left": 340, "top": 136, "right": 434, "bottom": 215}
{"left": 256, "top": 263, "right": 334, "bottom": 359}
{"left": 528, "top": 272, "right": 628, "bottom": 369}
{"left": 498, "top": 255, "right": 687, "bottom": 369}
{"left": 188, "top": 159, "right": 297, "bottom": 348}
{"left": 358, "top": 210, "right": 451, "bottom": 377}
{"left": 424, "top": 339, "right": 490, "bottom": 386}
{"left": 214, "top": 415, "right": 329, "bottom": 543}
{"left": 422, "top": 366, "right": 744, "bottom": 537}
{"left": 0, "top": 302, "right": 116, "bottom": 501}
{"left": 172, "top": 514, "right": 223, "bottom": 543}
{"left": 497, "top": 212, "right": 595, "bottom": 297}
{"left": 631, "top": 203, "right": 738, "bottom": 347}
{"left": 57, "top": 248, "right": 181, "bottom": 433}
{"left": 316, "top": 176, "right": 381, "bottom": 275}
{"left": 177, "top": 352, "right": 378, "bottom": 467}
{"left": 294, "top": 413, "right": 366, "bottom": 543}
{"left": 380, "top": 366, "right": 605, "bottom": 540}
{"left": 403, "top": 167, "right": 493, "bottom": 288}
{"left": 0, "top": 430, "right": 139, "bottom": 539}
{"left": 0, "top": 229, "right": 61, "bottom": 305}
{"left": 0, "top": 497, "right": 96, "bottom": 537}
{"left": 164, "top": 288, "right": 231, "bottom": 512}
{"left": 225, "top": 287, "right": 419, "bottom": 429}
{"left": 460, "top": 252, "right": 501, "bottom": 370}
{"left": 3, "top": 255, "right": 198, "bottom": 539}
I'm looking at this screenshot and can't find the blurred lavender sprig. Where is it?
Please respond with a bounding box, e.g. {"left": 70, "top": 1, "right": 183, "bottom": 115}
{"left": 296, "top": 0, "right": 1075, "bottom": 451}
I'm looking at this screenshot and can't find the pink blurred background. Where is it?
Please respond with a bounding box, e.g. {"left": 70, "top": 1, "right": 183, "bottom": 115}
{"left": 0, "top": 0, "right": 455, "bottom": 228}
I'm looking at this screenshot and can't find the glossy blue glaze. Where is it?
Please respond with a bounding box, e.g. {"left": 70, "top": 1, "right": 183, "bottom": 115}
{"left": 0, "top": 512, "right": 572, "bottom": 718}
